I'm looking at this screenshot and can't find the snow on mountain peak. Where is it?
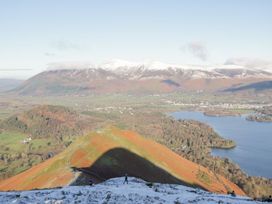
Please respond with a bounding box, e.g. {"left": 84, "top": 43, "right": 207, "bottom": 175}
{"left": 98, "top": 59, "right": 206, "bottom": 71}
{"left": 46, "top": 59, "right": 272, "bottom": 79}
{"left": 98, "top": 59, "right": 142, "bottom": 70}
{"left": 97, "top": 59, "right": 272, "bottom": 73}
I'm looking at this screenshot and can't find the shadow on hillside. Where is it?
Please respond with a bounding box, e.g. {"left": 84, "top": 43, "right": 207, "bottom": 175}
{"left": 70, "top": 147, "right": 205, "bottom": 190}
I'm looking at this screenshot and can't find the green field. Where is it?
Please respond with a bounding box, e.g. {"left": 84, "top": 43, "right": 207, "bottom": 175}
{"left": 0, "top": 131, "right": 27, "bottom": 152}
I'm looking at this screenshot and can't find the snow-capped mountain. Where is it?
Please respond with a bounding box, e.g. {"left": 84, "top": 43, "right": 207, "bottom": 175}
{"left": 11, "top": 59, "right": 272, "bottom": 95}
{"left": 0, "top": 177, "right": 260, "bottom": 204}
{"left": 47, "top": 59, "right": 272, "bottom": 80}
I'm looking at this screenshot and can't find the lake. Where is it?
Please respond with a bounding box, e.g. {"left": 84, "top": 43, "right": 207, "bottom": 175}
{"left": 170, "top": 111, "right": 272, "bottom": 178}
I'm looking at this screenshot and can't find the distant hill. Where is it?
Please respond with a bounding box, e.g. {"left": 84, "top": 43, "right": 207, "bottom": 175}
{"left": 0, "top": 126, "right": 245, "bottom": 196}
{"left": 0, "top": 105, "right": 103, "bottom": 180}
{"left": 223, "top": 80, "right": 272, "bottom": 92}
{"left": 11, "top": 61, "right": 272, "bottom": 95}
{"left": 0, "top": 105, "right": 97, "bottom": 139}
{"left": 0, "top": 79, "right": 23, "bottom": 92}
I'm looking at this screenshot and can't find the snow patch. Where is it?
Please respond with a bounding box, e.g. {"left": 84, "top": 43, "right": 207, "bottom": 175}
{"left": 0, "top": 177, "right": 259, "bottom": 204}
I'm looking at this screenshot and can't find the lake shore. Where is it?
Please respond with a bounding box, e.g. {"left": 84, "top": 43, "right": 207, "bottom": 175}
{"left": 170, "top": 111, "right": 272, "bottom": 198}
{"left": 203, "top": 110, "right": 241, "bottom": 117}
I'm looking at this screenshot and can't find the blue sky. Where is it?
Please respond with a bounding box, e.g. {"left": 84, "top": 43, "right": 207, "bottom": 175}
{"left": 0, "top": 0, "right": 272, "bottom": 78}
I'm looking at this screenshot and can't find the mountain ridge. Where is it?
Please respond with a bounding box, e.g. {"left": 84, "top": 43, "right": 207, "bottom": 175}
{"left": 48, "top": 59, "right": 272, "bottom": 73}
{"left": 0, "top": 126, "right": 244, "bottom": 196}
{"left": 12, "top": 64, "right": 272, "bottom": 95}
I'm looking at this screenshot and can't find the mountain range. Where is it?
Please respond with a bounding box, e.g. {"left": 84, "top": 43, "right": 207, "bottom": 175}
{"left": 11, "top": 60, "right": 272, "bottom": 95}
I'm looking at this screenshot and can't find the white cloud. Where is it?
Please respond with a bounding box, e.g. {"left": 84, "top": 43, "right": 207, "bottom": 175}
{"left": 46, "top": 61, "right": 93, "bottom": 70}
{"left": 44, "top": 52, "right": 56, "bottom": 57}
{"left": 182, "top": 41, "right": 208, "bottom": 61}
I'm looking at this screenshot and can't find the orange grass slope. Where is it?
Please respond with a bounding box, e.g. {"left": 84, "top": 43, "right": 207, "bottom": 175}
{"left": 0, "top": 126, "right": 245, "bottom": 196}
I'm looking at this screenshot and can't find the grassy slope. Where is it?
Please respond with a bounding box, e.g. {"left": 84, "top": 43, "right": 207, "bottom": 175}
{"left": 0, "top": 126, "right": 245, "bottom": 196}
{"left": 0, "top": 105, "right": 107, "bottom": 179}
{"left": 0, "top": 130, "right": 61, "bottom": 179}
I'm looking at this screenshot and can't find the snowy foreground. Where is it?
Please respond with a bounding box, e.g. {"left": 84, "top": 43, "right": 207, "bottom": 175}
{"left": 0, "top": 177, "right": 260, "bottom": 204}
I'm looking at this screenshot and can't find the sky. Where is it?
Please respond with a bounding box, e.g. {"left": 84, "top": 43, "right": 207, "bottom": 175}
{"left": 0, "top": 0, "right": 272, "bottom": 79}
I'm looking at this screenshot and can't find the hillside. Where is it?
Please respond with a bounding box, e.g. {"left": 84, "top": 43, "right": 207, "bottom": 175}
{"left": 223, "top": 80, "right": 272, "bottom": 92}
{"left": 0, "top": 177, "right": 260, "bottom": 204}
{"left": 0, "top": 105, "right": 104, "bottom": 180}
{"left": 0, "top": 126, "right": 244, "bottom": 196}
{"left": 113, "top": 114, "right": 272, "bottom": 199}
{"left": 11, "top": 62, "right": 272, "bottom": 95}
{"left": 0, "top": 105, "right": 94, "bottom": 139}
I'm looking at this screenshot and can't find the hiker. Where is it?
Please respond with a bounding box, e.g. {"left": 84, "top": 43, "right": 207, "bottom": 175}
{"left": 89, "top": 179, "right": 93, "bottom": 186}
{"left": 123, "top": 174, "right": 128, "bottom": 184}
{"left": 264, "top": 195, "right": 272, "bottom": 202}
{"left": 230, "top": 190, "right": 236, "bottom": 197}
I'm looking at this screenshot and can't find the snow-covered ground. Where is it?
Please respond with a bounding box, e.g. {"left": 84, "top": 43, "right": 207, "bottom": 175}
{"left": 0, "top": 177, "right": 259, "bottom": 204}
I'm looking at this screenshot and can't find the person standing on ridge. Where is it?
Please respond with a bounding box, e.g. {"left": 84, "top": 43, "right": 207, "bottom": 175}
{"left": 123, "top": 174, "right": 128, "bottom": 184}
{"left": 89, "top": 179, "right": 93, "bottom": 186}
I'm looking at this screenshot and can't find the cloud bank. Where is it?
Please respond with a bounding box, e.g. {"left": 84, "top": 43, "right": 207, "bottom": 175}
{"left": 46, "top": 61, "right": 93, "bottom": 70}
{"left": 225, "top": 57, "right": 272, "bottom": 71}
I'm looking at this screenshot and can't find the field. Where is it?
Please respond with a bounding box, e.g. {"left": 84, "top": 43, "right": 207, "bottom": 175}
{"left": 1, "top": 91, "right": 267, "bottom": 122}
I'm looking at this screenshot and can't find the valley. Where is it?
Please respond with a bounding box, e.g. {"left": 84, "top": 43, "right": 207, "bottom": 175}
{"left": 0, "top": 65, "right": 272, "bottom": 201}
{"left": 0, "top": 96, "right": 271, "bottom": 199}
